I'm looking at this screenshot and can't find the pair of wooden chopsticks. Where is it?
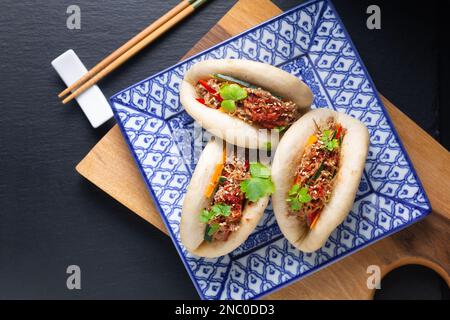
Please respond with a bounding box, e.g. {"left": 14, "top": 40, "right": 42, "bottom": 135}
{"left": 58, "top": 0, "right": 207, "bottom": 104}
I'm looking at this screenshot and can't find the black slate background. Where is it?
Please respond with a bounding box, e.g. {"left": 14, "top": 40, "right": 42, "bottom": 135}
{"left": 0, "top": 0, "right": 448, "bottom": 299}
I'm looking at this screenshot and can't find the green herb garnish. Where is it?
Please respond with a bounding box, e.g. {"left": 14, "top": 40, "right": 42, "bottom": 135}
{"left": 240, "top": 162, "right": 275, "bottom": 202}
{"left": 275, "top": 126, "right": 286, "bottom": 132}
{"left": 287, "top": 185, "right": 312, "bottom": 211}
{"left": 220, "top": 99, "right": 236, "bottom": 113}
{"left": 249, "top": 162, "right": 271, "bottom": 179}
{"left": 297, "top": 187, "right": 312, "bottom": 202}
{"left": 321, "top": 129, "right": 339, "bottom": 151}
{"left": 219, "top": 83, "right": 247, "bottom": 113}
{"left": 200, "top": 204, "right": 231, "bottom": 223}
{"left": 219, "top": 83, "right": 249, "bottom": 100}
{"left": 240, "top": 178, "right": 275, "bottom": 202}
{"left": 264, "top": 142, "right": 272, "bottom": 151}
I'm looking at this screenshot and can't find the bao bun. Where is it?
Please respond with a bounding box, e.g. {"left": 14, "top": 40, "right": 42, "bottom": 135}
{"left": 271, "top": 109, "right": 369, "bottom": 252}
{"left": 180, "top": 139, "right": 269, "bottom": 258}
{"left": 179, "top": 59, "right": 313, "bottom": 150}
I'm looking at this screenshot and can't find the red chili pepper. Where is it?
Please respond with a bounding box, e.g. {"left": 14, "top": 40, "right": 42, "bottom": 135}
{"left": 199, "top": 80, "right": 217, "bottom": 94}
{"left": 198, "top": 80, "right": 223, "bottom": 102}
{"left": 335, "top": 125, "right": 343, "bottom": 139}
{"left": 244, "top": 160, "right": 250, "bottom": 171}
{"left": 196, "top": 98, "right": 206, "bottom": 105}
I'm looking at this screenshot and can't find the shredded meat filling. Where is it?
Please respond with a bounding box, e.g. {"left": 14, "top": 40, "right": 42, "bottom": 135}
{"left": 195, "top": 79, "right": 222, "bottom": 109}
{"left": 195, "top": 78, "right": 298, "bottom": 129}
{"left": 288, "top": 118, "right": 346, "bottom": 226}
{"left": 207, "top": 157, "right": 250, "bottom": 241}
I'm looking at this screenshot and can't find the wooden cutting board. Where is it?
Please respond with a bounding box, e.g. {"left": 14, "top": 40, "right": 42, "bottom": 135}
{"left": 76, "top": 0, "right": 450, "bottom": 299}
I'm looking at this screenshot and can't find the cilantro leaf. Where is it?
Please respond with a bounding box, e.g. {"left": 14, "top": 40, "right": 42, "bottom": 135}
{"left": 200, "top": 209, "right": 212, "bottom": 223}
{"left": 199, "top": 204, "right": 231, "bottom": 223}
{"left": 211, "top": 204, "right": 231, "bottom": 217}
{"left": 298, "top": 187, "right": 312, "bottom": 203}
{"left": 219, "top": 84, "right": 247, "bottom": 101}
{"left": 241, "top": 162, "right": 274, "bottom": 202}
{"left": 286, "top": 184, "right": 311, "bottom": 211}
{"left": 288, "top": 183, "right": 300, "bottom": 196}
{"left": 221, "top": 99, "right": 236, "bottom": 113}
{"left": 288, "top": 197, "right": 302, "bottom": 211}
{"left": 326, "top": 139, "right": 339, "bottom": 151}
{"left": 321, "top": 130, "right": 333, "bottom": 142}
{"left": 321, "top": 129, "right": 339, "bottom": 151}
{"left": 202, "top": 205, "right": 229, "bottom": 241}
{"left": 240, "top": 177, "right": 275, "bottom": 202}
{"left": 249, "top": 162, "right": 271, "bottom": 179}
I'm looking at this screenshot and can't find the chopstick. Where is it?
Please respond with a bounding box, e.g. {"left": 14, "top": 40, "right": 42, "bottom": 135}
{"left": 60, "top": 0, "right": 207, "bottom": 104}
{"left": 58, "top": 0, "right": 193, "bottom": 99}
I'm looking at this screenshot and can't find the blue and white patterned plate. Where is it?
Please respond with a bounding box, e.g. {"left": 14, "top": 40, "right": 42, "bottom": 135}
{"left": 110, "top": 0, "right": 431, "bottom": 300}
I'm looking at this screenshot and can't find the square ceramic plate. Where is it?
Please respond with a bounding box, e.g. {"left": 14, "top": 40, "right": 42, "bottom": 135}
{"left": 110, "top": 0, "right": 431, "bottom": 300}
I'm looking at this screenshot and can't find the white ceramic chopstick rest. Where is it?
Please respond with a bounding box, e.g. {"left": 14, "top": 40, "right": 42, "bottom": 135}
{"left": 51, "top": 49, "right": 113, "bottom": 128}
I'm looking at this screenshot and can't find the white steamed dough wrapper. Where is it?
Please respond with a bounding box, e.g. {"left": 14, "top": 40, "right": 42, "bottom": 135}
{"left": 179, "top": 59, "right": 313, "bottom": 150}
{"left": 271, "top": 109, "right": 369, "bottom": 252}
{"left": 180, "top": 139, "right": 270, "bottom": 258}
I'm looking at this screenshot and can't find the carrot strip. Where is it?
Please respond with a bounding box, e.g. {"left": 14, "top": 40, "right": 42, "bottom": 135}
{"left": 310, "top": 213, "right": 320, "bottom": 229}
{"left": 204, "top": 163, "right": 224, "bottom": 198}
{"left": 306, "top": 134, "right": 318, "bottom": 146}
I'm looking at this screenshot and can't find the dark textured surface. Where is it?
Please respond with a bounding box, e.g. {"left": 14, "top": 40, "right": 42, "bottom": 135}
{"left": 0, "top": 0, "right": 448, "bottom": 299}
